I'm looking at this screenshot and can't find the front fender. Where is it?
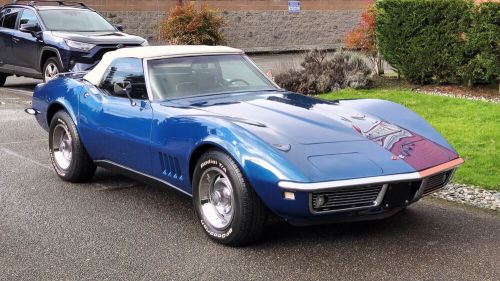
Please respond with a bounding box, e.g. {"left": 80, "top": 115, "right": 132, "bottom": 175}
{"left": 150, "top": 110, "right": 310, "bottom": 214}
{"left": 190, "top": 122, "right": 311, "bottom": 216}
{"left": 341, "top": 99, "right": 457, "bottom": 153}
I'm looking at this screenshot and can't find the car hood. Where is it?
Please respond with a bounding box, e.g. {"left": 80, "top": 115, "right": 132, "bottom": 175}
{"left": 164, "top": 91, "right": 459, "bottom": 181}
{"left": 50, "top": 31, "right": 146, "bottom": 45}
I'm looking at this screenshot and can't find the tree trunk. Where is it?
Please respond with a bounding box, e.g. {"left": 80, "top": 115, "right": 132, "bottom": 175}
{"left": 376, "top": 57, "right": 384, "bottom": 76}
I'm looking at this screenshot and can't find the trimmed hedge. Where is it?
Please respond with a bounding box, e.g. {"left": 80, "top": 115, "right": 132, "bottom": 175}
{"left": 376, "top": 0, "right": 499, "bottom": 85}
{"left": 460, "top": 2, "right": 500, "bottom": 85}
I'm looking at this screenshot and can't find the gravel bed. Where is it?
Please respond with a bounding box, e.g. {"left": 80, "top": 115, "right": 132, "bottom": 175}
{"left": 414, "top": 89, "right": 500, "bottom": 103}
{"left": 432, "top": 183, "right": 500, "bottom": 212}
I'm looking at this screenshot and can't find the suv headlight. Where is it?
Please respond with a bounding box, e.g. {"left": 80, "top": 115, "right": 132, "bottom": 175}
{"left": 141, "top": 40, "right": 149, "bottom": 46}
{"left": 65, "top": 39, "right": 96, "bottom": 52}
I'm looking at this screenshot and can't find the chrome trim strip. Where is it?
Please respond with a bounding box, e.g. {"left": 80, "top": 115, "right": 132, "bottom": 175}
{"left": 374, "top": 184, "right": 389, "bottom": 206}
{"left": 143, "top": 58, "right": 154, "bottom": 101}
{"left": 308, "top": 184, "right": 388, "bottom": 215}
{"left": 280, "top": 172, "right": 421, "bottom": 191}
{"left": 279, "top": 159, "right": 463, "bottom": 192}
{"left": 94, "top": 160, "right": 192, "bottom": 197}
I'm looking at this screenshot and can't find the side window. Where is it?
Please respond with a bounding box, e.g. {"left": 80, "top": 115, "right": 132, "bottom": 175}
{"left": 1, "top": 8, "right": 20, "bottom": 29}
{"left": 100, "top": 58, "right": 148, "bottom": 100}
{"left": 18, "top": 9, "right": 40, "bottom": 30}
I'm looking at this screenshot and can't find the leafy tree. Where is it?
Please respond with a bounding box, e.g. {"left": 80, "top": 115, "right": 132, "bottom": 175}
{"left": 345, "top": 3, "right": 385, "bottom": 75}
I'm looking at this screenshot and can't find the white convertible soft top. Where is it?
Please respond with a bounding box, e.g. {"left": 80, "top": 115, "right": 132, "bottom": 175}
{"left": 83, "top": 45, "right": 244, "bottom": 85}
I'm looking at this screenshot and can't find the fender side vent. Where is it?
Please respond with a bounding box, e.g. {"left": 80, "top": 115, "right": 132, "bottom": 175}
{"left": 159, "top": 153, "right": 183, "bottom": 180}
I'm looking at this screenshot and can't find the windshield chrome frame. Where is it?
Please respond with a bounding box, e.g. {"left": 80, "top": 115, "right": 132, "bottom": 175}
{"left": 143, "top": 53, "right": 282, "bottom": 102}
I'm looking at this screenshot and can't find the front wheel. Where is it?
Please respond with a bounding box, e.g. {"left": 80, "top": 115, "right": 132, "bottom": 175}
{"left": 193, "top": 150, "right": 268, "bottom": 246}
{"left": 49, "top": 110, "right": 96, "bottom": 182}
{"left": 43, "top": 57, "right": 62, "bottom": 82}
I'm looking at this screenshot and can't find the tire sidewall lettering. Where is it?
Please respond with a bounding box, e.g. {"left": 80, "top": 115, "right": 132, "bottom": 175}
{"left": 199, "top": 158, "right": 227, "bottom": 173}
{"left": 197, "top": 156, "right": 234, "bottom": 240}
{"left": 200, "top": 219, "right": 233, "bottom": 239}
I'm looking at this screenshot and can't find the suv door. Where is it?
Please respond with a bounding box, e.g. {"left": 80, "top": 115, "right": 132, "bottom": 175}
{"left": 78, "top": 58, "right": 153, "bottom": 174}
{"left": 12, "top": 8, "right": 42, "bottom": 74}
{"left": 0, "top": 8, "right": 20, "bottom": 71}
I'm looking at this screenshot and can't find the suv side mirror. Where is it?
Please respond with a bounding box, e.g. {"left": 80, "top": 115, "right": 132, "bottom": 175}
{"left": 114, "top": 24, "right": 124, "bottom": 32}
{"left": 113, "top": 81, "right": 136, "bottom": 107}
{"left": 20, "top": 23, "right": 40, "bottom": 35}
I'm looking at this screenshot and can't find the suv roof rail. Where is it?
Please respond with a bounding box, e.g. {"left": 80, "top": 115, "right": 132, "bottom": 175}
{"left": 10, "top": 0, "right": 91, "bottom": 10}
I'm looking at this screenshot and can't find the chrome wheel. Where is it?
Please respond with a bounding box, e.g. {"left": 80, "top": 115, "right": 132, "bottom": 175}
{"left": 52, "top": 124, "right": 72, "bottom": 170}
{"left": 44, "top": 62, "right": 59, "bottom": 81}
{"left": 198, "top": 167, "right": 234, "bottom": 230}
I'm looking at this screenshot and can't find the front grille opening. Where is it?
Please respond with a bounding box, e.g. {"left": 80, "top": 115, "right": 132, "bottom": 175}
{"left": 423, "top": 170, "right": 453, "bottom": 196}
{"left": 94, "top": 44, "right": 143, "bottom": 61}
{"left": 382, "top": 181, "right": 422, "bottom": 208}
{"left": 311, "top": 185, "right": 383, "bottom": 213}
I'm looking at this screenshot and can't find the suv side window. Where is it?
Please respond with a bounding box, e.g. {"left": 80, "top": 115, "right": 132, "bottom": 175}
{"left": 1, "top": 8, "right": 20, "bottom": 29}
{"left": 19, "top": 9, "right": 40, "bottom": 30}
{"left": 100, "top": 58, "right": 148, "bottom": 100}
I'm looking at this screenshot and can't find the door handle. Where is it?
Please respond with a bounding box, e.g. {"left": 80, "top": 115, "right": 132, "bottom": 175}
{"left": 83, "top": 92, "right": 90, "bottom": 98}
{"left": 12, "top": 37, "right": 20, "bottom": 43}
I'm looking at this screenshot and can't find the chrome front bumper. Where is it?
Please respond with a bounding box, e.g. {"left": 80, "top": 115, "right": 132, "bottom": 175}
{"left": 279, "top": 158, "right": 463, "bottom": 215}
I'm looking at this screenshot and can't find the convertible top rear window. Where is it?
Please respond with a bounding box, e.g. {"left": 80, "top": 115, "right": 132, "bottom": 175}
{"left": 147, "top": 55, "right": 277, "bottom": 100}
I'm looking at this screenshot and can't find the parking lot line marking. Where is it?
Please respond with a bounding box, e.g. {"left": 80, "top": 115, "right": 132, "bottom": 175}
{"left": 0, "top": 139, "right": 46, "bottom": 145}
{"left": 0, "top": 147, "right": 51, "bottom": 170}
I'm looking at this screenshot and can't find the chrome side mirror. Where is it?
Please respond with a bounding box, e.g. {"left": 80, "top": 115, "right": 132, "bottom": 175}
{"left": 113, "top": 81, "right": 136, "bottom": 107}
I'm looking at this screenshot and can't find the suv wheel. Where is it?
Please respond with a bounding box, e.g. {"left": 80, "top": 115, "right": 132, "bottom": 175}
{"left": 43, "top": 57, "right": 62, "bottom": 82}
{"left": 0, "top": 73, "right": 7, "bottom": 87}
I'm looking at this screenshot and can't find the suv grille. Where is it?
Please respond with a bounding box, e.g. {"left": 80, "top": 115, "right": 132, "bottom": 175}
{"left": 94, "top": 44, "right": 142, "bottom": 60}
{"left": 422, "top": 170, "right": 453, "bottom": 195}
{"left": 311, "top": 185, "right": 383, "bottom": 213}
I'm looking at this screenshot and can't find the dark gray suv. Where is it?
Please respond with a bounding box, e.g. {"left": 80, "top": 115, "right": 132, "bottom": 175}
{"left": 0, "top": 0, "right": 148, "bottom": 86}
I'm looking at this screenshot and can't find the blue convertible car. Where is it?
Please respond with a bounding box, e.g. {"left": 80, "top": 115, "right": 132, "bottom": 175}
{"left": 27, "top": 46, "right": 463, "bottom": 245}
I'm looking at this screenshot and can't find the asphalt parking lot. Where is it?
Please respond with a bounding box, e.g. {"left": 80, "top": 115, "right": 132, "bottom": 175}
{"left": 1, "top": 78, "right": 500, "bottom": 280}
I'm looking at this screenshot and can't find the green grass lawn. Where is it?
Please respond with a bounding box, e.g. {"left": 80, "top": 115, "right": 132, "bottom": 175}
{"left": 320, "top": 88, "right": 500, "bottom": 190}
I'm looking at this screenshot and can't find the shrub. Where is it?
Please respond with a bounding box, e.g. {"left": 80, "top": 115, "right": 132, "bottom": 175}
{"left": 161, "top": 3, "right": 226, "bottom": 45}
{"left": 376, "top": 0, "right": 474, "bottom": 84}
{"left": 459, "top": 2, "right": 500, "bottom": 86}
{"left": 275, "top": 49, "right": 372, "bottom": 95}
{"left": 344, "top": 3, "right": 384, "bottom": 75}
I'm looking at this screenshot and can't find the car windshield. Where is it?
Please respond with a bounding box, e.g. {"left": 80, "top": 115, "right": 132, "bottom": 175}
{"left": 147, "top": 55, "right": 278, "bottom": 100}
{"left": 39, "top": 9, "right": 115, "bottom": 32}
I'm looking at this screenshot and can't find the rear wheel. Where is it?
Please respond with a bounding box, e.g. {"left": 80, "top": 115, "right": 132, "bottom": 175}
{"left": 49, "top": 110, "right": 96, "bottom": 182}
{"left": 193, "top": 149, "right": 268, "bottom": 246}
{"left": 0, "top": 73, "right": 7, "bottom": 87}
{"left": 43, "top": 57, "right": 61, "bottom": 82}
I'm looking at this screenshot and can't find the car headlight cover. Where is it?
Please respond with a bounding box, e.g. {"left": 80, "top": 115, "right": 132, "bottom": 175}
{"left": 141, "top": 40, "right": 149, "bottom": 46}
{"left": 65, "top": 39, "right": 96, "bottom": 52}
